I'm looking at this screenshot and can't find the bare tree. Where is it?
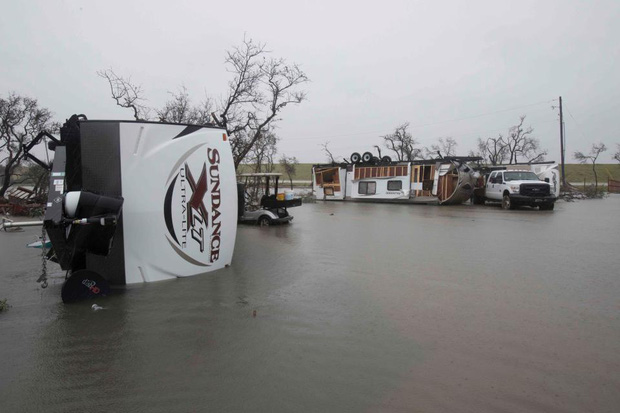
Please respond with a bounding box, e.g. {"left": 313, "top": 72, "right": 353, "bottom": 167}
{"left": 98, "top": 69, "right": 150, "bottom": 120}
{"left": 502, "top": 116, "right": 547, "bottom": 164}
{"left": 426, "top": 137, "right": 457, "bottom": 158}
{"left": 614, "top": 144, "right": 620, "bottom": 163}
{"left": 246, "top": 131, "right": 279, "bottom": 173}
{"left": 476, "top": 135, "right": 508, "bottom": 165}
{"left": 211, "top": 37, "right": 309, "bottom": 169}
{"left": 574, "top": 143, "right": 607, "bottom": 190}
{"left": 321, "top": 141, "right": 338, "bottom": 163}
{"left": 383, "top": 122, "right": 421, "bottom": 161}
{"left": 0, "top": 93, "right": 54, "bottom": 199}
{"left": 373, "top": 145, "right": 383, "bottom": 159}
{"left": 100, "top": 37, "right": 308, "bottom": 170}
{"left": 242, "top": 131, "right": 279, "bottom": 205}
{"left": 279, "top": 154, "right": 298, "bottom": 189}
{"left": 157, "top": 87, "right": 213, "bottom": 124}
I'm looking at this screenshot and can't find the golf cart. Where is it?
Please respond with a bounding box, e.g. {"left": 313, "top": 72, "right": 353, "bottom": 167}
{"left": 238, "top": 173, "right": 302, "bottom": 226}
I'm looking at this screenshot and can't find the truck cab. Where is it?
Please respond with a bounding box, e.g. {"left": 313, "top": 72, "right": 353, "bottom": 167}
{"left": 484, "top": 170, "right": 556, "bottom": 210}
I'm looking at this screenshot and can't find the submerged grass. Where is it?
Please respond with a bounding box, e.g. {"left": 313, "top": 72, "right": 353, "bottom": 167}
{"left": 0, "top": 298, "right": 9, "bottom": 312}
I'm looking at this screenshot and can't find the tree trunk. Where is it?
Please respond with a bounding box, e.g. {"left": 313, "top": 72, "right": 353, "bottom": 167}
{"left": 593, "top": 163, "right": 598, "bottom": 190}
{"left": 0, "top": 163, "right": 13, "bottom": 198}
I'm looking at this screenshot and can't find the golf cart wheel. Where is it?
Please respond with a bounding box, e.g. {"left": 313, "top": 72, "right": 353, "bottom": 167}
{"left": 381, "top": 156, "right": 392, "bottom": 163}
{"left": 61, "top": 269, "right": 110, "bottom": 303}
{"left": 258, "top": 215, "right": 272, "bottom": 226}
{"left": 361, "top": 152, "right": 373, "bottom": 163}
{"left": 501, "top": 194, "right": 514, "bottom": 210}
{"left": 350, "top": 152, "right": 361, "bottom": 163}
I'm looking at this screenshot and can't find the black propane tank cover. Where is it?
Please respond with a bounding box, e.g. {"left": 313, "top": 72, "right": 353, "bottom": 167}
{"left": 61, "top": 270, "right": 111, "bottom": 303}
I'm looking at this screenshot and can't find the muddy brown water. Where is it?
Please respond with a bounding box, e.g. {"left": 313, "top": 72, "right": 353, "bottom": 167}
{"left": 1, "top": 197, "right": 619, "bottom": 412}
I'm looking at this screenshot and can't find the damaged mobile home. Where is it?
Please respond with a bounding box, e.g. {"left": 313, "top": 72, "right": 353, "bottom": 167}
{"left": 312, "top": 151, "right": 482, "bottom": 205}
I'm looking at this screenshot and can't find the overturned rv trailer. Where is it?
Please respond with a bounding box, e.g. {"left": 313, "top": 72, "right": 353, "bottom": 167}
{"left": 312, "top": 156, "right": 481, "bottom": 205}
{"left": 6, "top": 115, "right": 237, "bottom": 302}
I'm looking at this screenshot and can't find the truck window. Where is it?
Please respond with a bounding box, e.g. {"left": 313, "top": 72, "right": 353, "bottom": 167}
{"left": 504, "top": 171, "right": 540, "bottom": 181}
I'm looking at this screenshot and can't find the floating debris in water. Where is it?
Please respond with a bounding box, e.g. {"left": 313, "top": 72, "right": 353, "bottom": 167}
{"left": 91, "top": 304, "right": 105, "bottom": 311}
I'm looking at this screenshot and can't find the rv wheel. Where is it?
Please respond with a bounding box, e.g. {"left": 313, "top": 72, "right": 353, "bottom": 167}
{"left": 381, "top": 156, "right": 392, "bottom": 163}
{"left": 61, "top": 270, "right": 110, "bottom": 303}
{"left": 362, "top": 152, "right": 373, "bottom": 163}
{"left": 350, "top": 152, "right": 361, "bottom": 163}
{"left": 258, "top": 215, "right": 272, "bottom": 226}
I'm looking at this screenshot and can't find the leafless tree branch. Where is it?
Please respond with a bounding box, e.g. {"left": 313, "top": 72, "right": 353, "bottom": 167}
{"left": 321, "top": 141, "right": 337, "bottom": 163}
{"left": 574, "top": 142, "right": 607, "bottom": 190}
{"left": 279, "top": 154, "right": 298, "bottom": 189}
{"left": 99, "top": 36, "right": 309, "bottom": 171}
{"left": 383, "top": 123, "right": 421, "bottom": 161}
{"left": 501, "top": 115, "right": 547, "bottom": 164}
{"left": 426, "top": 137, "right": 458, "bottom": 158}
{"left": 97, "top": 69, "right": 150, "bottom": 120}
{"left": 1, "top": 92, "right": 53, "bottom": 198}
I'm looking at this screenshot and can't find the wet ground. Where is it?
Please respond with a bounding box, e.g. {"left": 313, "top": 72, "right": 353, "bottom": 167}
{"left": 1, "top": 196, "right": 619, "bottom": 412}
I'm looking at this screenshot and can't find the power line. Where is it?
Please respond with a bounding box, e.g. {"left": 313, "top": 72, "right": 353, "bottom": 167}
{"left": 407, "top": 99, "right": 554, "bottom": 128}
{"left": 563, "top": 103, "right": 588, "bottom": 142}
{"left": 288, "top": 99, "right": 554, "bottom": 141}
{"left": 281, "top": 118, "right": 559, "bottom": 154}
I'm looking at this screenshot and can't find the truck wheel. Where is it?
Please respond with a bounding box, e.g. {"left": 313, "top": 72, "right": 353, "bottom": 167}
{"left": 540, "top": 203, "right": 555, "bottom": 211}
{"left": 381, "top": 156, "right": 392, "bottom": 163}
{"left": 362, "top": 152, "right": 373, "bottom": 163}
{"left": 501, "top": 194, "right": 514, "bottom": 210}
{"left": 350, "top": 152, "right": 361, "bottom": 163}
{"left": 258, "top": 215, "right": 272, "bottom": 226}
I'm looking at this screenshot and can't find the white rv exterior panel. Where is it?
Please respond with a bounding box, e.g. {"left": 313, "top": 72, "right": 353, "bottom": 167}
{"left": 118, "top": 123, "right": 237, "bottom": 284}
{"left": 351, "top": 177, "right": 411, "bottom": 200}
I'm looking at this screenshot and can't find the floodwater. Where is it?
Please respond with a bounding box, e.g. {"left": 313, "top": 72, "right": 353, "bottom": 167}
{"left": 1, "top": 196, "right": 620, "bottom": 412}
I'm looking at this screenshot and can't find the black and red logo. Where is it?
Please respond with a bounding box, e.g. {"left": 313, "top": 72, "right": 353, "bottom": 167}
{"left": 164, "top": 144, "right": 222, "bottom": 266}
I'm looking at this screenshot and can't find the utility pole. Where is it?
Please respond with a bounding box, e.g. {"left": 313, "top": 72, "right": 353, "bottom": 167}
{"left": 559, "top": 96, "right": 566, "bottom": 186}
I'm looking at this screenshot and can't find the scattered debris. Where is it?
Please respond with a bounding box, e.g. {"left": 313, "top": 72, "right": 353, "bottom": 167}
{"left": 252, "top": 309, "right": 257, "bottom": 318}
{"left": 0, "top": 299, "right": 9, "bottom": 312}
{"left": 91, "top": 304, "right": 105, "bottom": 311}
{"left": 559, "top": 183, "right": 608, "bottom": 201}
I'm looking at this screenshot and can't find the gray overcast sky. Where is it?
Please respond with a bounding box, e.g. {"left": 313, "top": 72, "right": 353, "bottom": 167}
{"left": 2, "top": 0, "right": 619, "bottom": 162}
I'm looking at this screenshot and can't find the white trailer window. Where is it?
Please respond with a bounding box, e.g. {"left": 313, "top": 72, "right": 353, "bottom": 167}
{"left": 387, "top": 180, "right": 402, "bottom": 190}
{"left": 358, "top": 181, "right": 376, "bottom": 195}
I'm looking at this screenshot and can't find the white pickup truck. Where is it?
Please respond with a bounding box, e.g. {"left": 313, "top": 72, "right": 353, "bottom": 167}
{"left": 476, "top": 170, "right": 556, "bottom": 210}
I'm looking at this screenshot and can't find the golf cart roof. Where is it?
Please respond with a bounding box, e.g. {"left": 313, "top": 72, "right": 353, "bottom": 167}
{"left": 238, "top": 173, "right": 283, "bottom": 177}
